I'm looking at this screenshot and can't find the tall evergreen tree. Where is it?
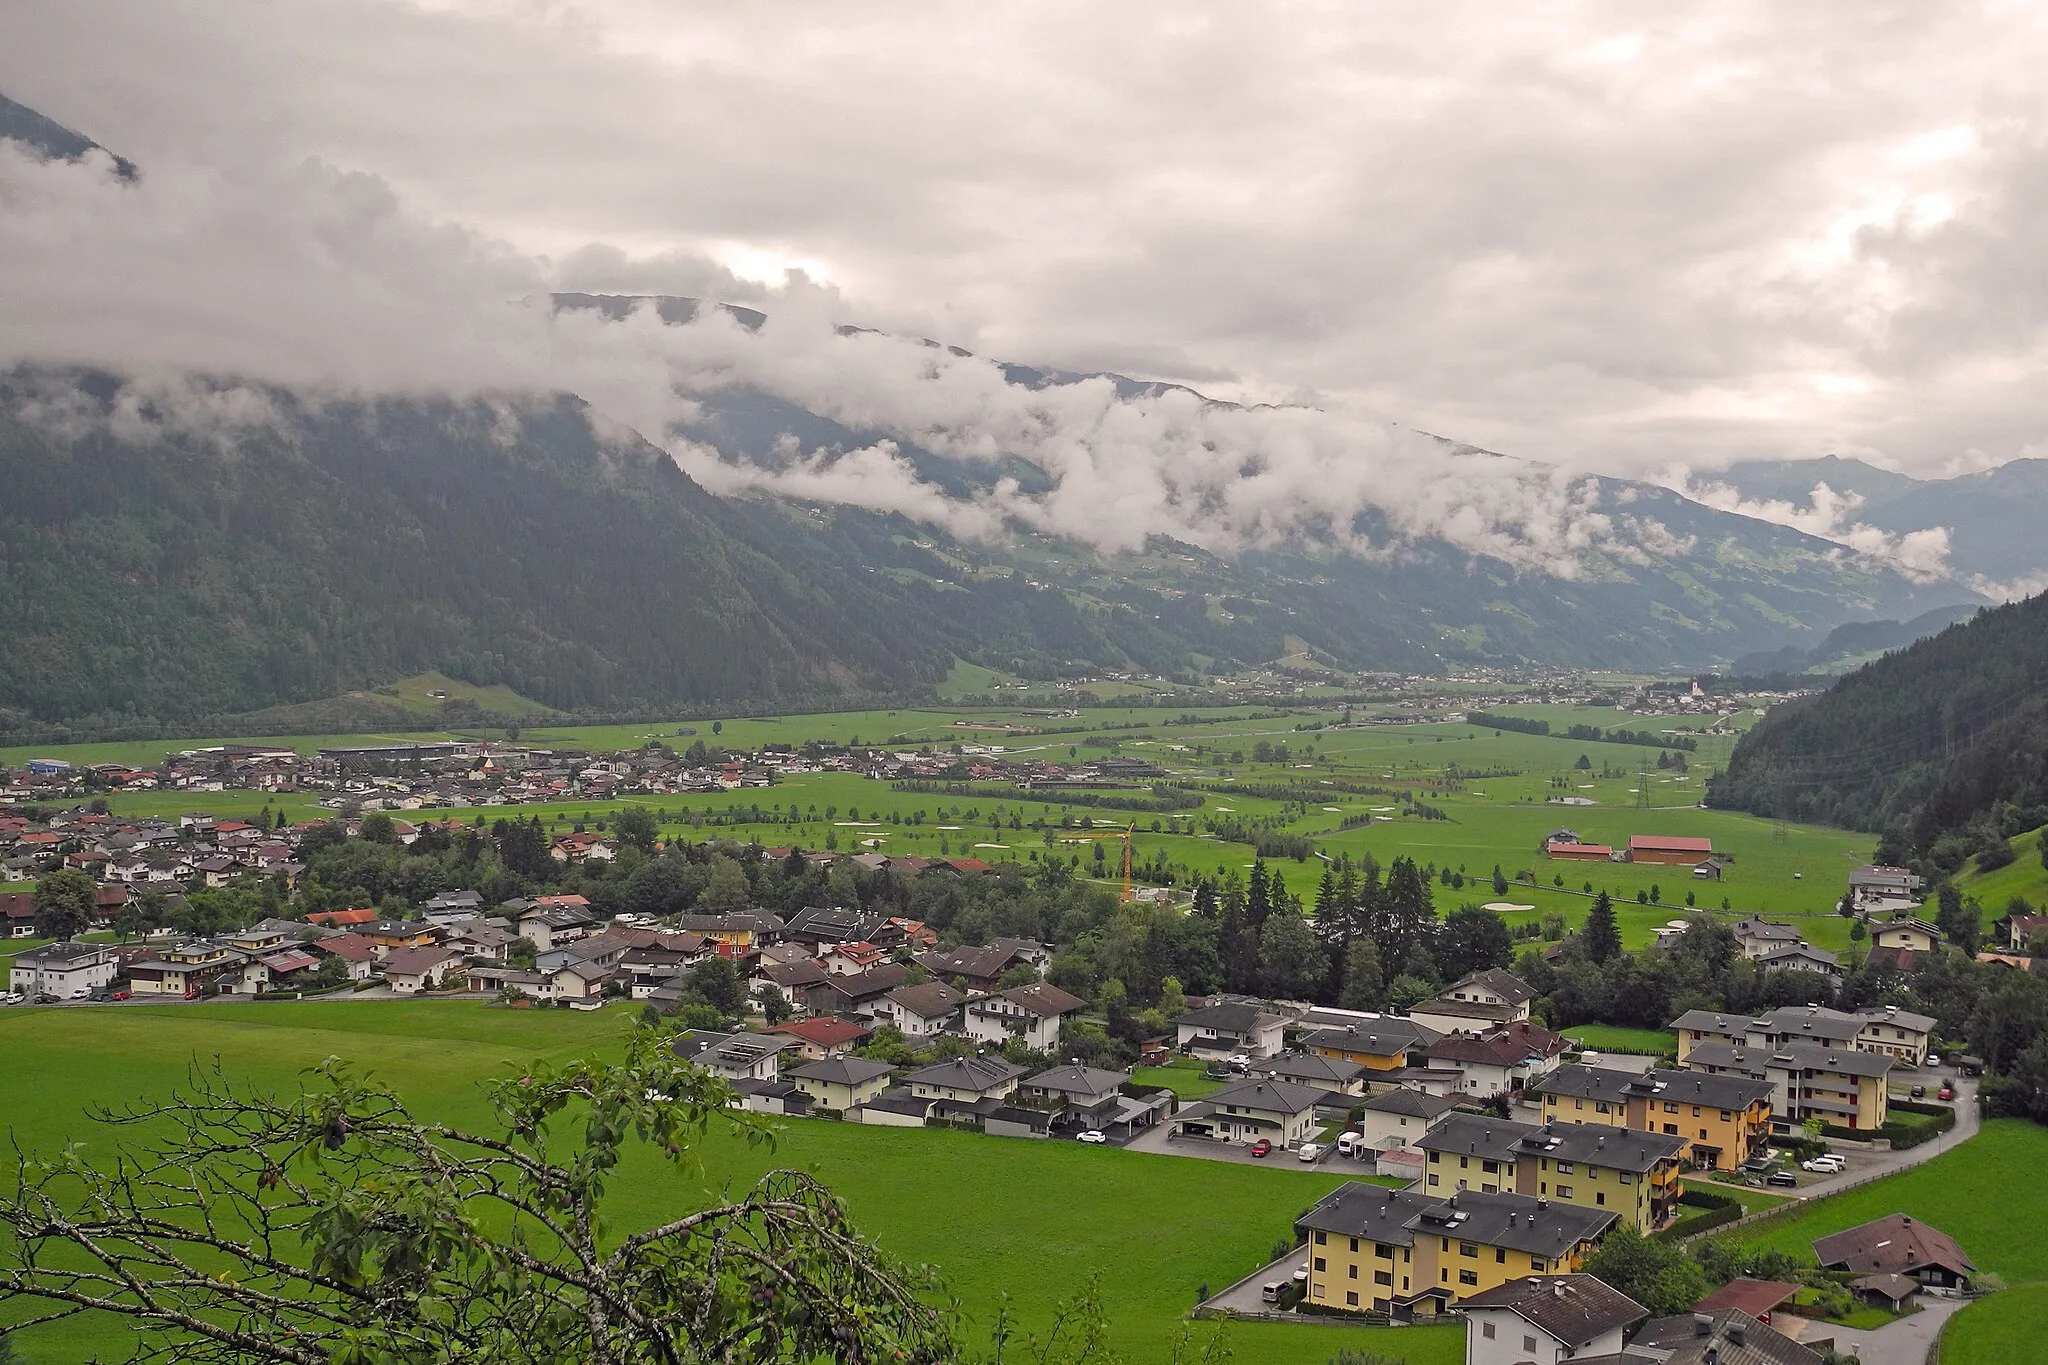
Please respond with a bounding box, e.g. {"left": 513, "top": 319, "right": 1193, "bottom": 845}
{"left": 1339, "top": 936, "right": 1386, "bottom": 1010}
{"left": 1583, "top": 891, "right": 1623, "bottom": 964}
{"left": 1257, "top": 904, "right": 1327, "bottom": 1002}
{"left": 1246, "top": 859, "right": 1272, "bottom": 934}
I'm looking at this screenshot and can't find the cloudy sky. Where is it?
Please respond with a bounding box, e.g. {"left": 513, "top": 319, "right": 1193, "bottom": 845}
{"left": 3, "top": 0, "right": 2046, "bottom": 490}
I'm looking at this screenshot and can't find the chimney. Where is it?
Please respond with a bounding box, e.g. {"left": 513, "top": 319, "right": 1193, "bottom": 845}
{"left": 1693, "top": 1313, "right": 1713, "bottom": 1335}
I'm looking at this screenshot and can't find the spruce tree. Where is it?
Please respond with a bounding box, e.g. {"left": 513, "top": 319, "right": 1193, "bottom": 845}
{"left": 1584, "top": 891, "right": 1623, "bottom": 963}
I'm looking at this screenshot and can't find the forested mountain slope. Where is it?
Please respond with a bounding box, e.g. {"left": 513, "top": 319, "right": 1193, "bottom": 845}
{"left": 0, "top": 375, "right": 962, "bottom": 735}
{"left": 1707, "top": 592, "right": 2048, "bottom": 860}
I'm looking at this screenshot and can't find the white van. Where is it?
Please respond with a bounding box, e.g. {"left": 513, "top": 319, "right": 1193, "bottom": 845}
{"left": 1260, "top": 1282, "right": 1285, "bottom": 1304}
{"left": 1336, "top": 1132, "right": 1362, "bottom": 1158}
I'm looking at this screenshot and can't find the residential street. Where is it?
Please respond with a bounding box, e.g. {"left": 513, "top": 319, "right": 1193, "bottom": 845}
{"left": 1814, "top": 1296, "right": 1965, "bottom": 1365}
{"left": 1797, "top": 1073, "right": 1979, "bottom": 1198}
{"left": 1123, "top": 1124, "right": 1349, "bottom": 1169}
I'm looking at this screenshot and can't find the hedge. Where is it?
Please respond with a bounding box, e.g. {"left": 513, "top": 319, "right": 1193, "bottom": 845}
{"left": 1820, "top": 1101, "right": 1955, "bottom": 1150}
{"left": 1652, "top": 1187, "right": 1744, "bottom": 1243}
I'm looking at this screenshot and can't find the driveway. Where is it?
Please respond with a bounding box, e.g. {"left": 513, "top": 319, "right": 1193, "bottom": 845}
{"left": 1812, "top": 1297, "right": 1965, "bottom": 1365}
{"left": 1797, "top": 1074, "right": 1979, "bottom": 1198}
{"left": 1124, "top": 1124, "right": 1346, "bottom": 1169}
{"left": 1200, "top": 1248, "right": 1307, "bottom": 1315}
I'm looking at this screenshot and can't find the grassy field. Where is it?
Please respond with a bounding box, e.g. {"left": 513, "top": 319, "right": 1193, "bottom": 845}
{"left": 8, "top": 702, "right": 1886, "bottom": 952}
{"left": 1960, "top": 829, "right": 2047, "bottom": 915}
{"left": 1131, "top": 1059, "right": 1227, "bottom": 1099}
{"left": 0, "top": 1002, "right": 1462, "bottom": 1365}
{"left": 1562, "top": 1024, "right": 1675, "bottom": 1055}
{"left": 1731, "top": 1120, "right": 2048, "bottom": 1364}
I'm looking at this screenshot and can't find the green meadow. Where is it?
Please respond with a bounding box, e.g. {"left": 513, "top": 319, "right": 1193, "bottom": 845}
{"left": 11, "top": 702, "right": 1882, "bottom": 944}
{"left": 0, "top": 1002, "right": 1461, "bottom": 1365}
{"left": 1731, "top": 1120, "right": 2048, "bottom": 1365}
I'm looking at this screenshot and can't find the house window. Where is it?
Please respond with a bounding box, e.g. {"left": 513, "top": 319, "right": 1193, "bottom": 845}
{"left": 1664, "top": 1101, "right": 1678, "bottom": 1113}
{"left": 1349, "top": 1237, "right": 1358, "bottom": 1253}
{"left": 1692, "top": 1106, "right": 1702, "bottom": 1116}
{"left": 1460, "top": 1242, "right": 1479, "bottom": 1258}
{"left": 1315, "top": 1231, "right": 1326, "bottom": 1245}
{"left": 1530, "top": 1257, "right": 1546, "bottom": 1270}
{"left": 1619, "top": 1173, "right": 1633, "bottom": 1185}
{"left": 1495, "top": 1248, "right": 1506, "bottom": 1263}
{"left": 1596, "top": 1192, "right": 1606, "bottom": 1206}
{"left": 1459, "top": 1269, "right": 1479, "bottom": 1286}
{"left": 1523, "top": 1335, "right": 1539, "bottom": 1352}
{"left": 1482, "top": 1322, "right": 1497, "bottom": 1339}
{"left": 1664, "top": 1123, "right": 1679, "bottom": 1135}
{"left": 1348, "top": 1264, "right": 1357, "bottom": 1279}
{"left": 1482, "top": 1160, "right": 1499, "bottom": 1174}
{"left": 1345, "top": 1291, "right": 1358, "bottom": 1307}
{"left": 1427, "top": 1174, "right": 1440, "bottom": 1187}
{"left": 1375, "top": 1243, "right": 1394, "bottom": 1259}
{"left": 1459, "top": 1156, "right": 1469, "bottom": 1169}
{"left": 1428, "top": 1150, "right": 1440, "bottom": 1163}
{"left": 1312, "top": 1284, "right": 1324, "bottom": 1299}
{"left": 1574, "top": 1098, "right": 1583, "bottom": 1109}
{"left": 1314, "top": 1258, "right": 1326, "bottom": 1272}
{"left": 1557, "top": 1185, "right": 1573, "bottom": 1198}
{"left": 1558, "top": 1162, "right": 1574, "bottom": 1174}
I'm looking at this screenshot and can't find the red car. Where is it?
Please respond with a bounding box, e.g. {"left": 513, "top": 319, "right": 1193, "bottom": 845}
{"left": 1249, "top": 1139, "right": 1273, "bottom": 1158}
{"left": 110, "top": 990, "right": 129, "bottom": 1002}
{"left": 1938, "top": 1084, "right": 1954, "bottom": 1101}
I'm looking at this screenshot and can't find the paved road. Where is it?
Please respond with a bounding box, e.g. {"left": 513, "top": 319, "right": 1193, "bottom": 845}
{"left": 1818, "top": 1296, "right": 1965, "bottom": 1365}
{"left": 1797, "top": 1073, "right": 1979, "bottom": 1199}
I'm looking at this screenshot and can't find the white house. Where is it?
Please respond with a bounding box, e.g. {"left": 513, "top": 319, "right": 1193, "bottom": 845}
{"left": 962, "top": 981, "right": 1087, "bottom": 1051}
{"left": 1174, "top": 1001, "right": 1287, "bottom": 1059}
{"left": 382, "top": 946, "right": 465, "bottom": 995}
{"left": 9, "top": 941, "right": 120, "bottom": 1000}
{"left": 874, "top": 982, "right": 966, "bottom": 1037}
{"left": 1358, "top": 1087, "right": 1463, "bottom": 1150}
{"left": 1461, "top": 1274, "right": 1646, "bottom": 1365}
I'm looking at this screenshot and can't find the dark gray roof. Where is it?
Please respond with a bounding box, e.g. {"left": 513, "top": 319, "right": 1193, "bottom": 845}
{"left": 792, "top": 1056, "right": 895, "bottom": 1086}
{"left": 1361, "top": 1087, "right": 1462, "bottom": 1119}
{"left": 1460, "top": 1273, "right": 1646, "bottom": 1345}
{"left": 1621, "top": 1309, "right": 1824, "bottom": 1365}
{"left": 1202, "top": 1076, "right": 1325, "bottom": 1116}
{"left": 1446, "top": 967, "right": 1537, "bottom": 1005}
{"left": 1685, "top": 1039, "right": 1896, "bottom": 1079}
{"left": 1260, "top": 1052, "right": 1367, "bottom": 1086}
{"left": 1414, "top": 1112, "right": 1542, "bottom": 1162}
{"left": 1025, "top": 1063, "right": 1127, "bottom": 1096}
{"left": 906, "top": 1054, "right": 1025, "bottom": 1091}
{"left": 1513, "top": 1122, "right": 1687, "bottom": 1173}
{"left": 1408, "top": 1188, "right": 1617, "bottom": 1257}
{"left": 886, "top": 981, "right": 966, "bottom": 1018}
{"left": 1296, "top": 1182, "right": 1438, "bottom": 1247}
{"left": 1303, "top": 1018, "right": 1441, "bottom": 1055}
{"left": 1176, "top": 1001, "right": 1285, "bottom": 1033}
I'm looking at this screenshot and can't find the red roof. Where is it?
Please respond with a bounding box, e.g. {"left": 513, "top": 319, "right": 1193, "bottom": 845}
{"left": 534, "top": 894, "right": 591, "bottom": 908}
{"left": 1546, "top": 841, "right": 1613, "bottom": 857}
{"left": 306, "top": 908, "right": 379, "bottom": 927}
{"left": 312, "top": 934, "right": 379, "bottom": 962}
{"left": 1693, "top": 1279, "right": 1797, "bottom": 1319}
{"left": 1629, "top": 835, "right": 1713, "bottom": 853}
{"left": 947, "top": 858, "right": 995, "bottom": 873}
{"left": 766, "top": 1018, "right": 872, "bottom": 1047}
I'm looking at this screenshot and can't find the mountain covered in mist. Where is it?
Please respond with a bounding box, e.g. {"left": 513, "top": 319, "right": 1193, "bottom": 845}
{"left": 1715, "top": 455, "right": 2048, "bottom": 590}
{"left": 0, "top": 101, "right": 1994, "bottom": 736}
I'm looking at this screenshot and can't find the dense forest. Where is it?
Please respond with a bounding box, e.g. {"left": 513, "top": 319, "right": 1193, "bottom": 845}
{"left": 1707, "top": 591, "right": 2048, "bottom": 865}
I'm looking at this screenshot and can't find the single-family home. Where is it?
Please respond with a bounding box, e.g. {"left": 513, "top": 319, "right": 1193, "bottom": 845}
{"left": 875, "top": 981, "right": 967, "bottom": 1037}
{"left": 1619, "top": 1309, "right": 1823, "bottom": 1365}
{"left": 1848, "top": 865, "right": 1925, "bottom": 914}
{"left": 762, "top": 1016, "right": 871, "bottom": 1060}
{"left": 124, "top": 940, "right": 246, "bottom": 997}
{"left": 674, "top": 911, "right": 784, "bottom": 950}
{"left": 1756, "top": 943, "right": 1843, "bottom": 979}
{"left": 383, "top": 946, "right": 465, "bottom": 995}
{"left": 790, "top": 1056, "right": 895, "bottom": 1112}
{"left": 1872, "top": 918, "right": 1943, "bottom": 954}
{"left": 672, "top": 1031, "right": 797, "bottom": 1084}
{"left": 1731, "top": 917, "right": 1805, "bottom": 961}
{"left": 1171, "top": 1076, "right": 1321, "bottom": 1148}
{"left": 1425, "top": 1022, "right": 1568, "bottom": 1099}
{"left": 805, "top": 963, "right": 909, "bottom": 1019}
{"left": 1302, "top": 1017, "right": 1442, "bottom": 1074}
{"left": 907, "top": 1055, "right": 1027, "bottom": 1128}
{"left": 963, "top": 981, "right": 1087, "bottom": 1051}
{"left": 1812, "top": 1215, "right": 1974, "bottom": 1290}
{"left": 1357, "top": 1087, "right": 1463, "bottom": 1151}
{"left": 1175, "top": 1001, "right": 1288, "bottom": 1059}
{"left": 1462, "top": 1274, "right": 1647, "bottom": 1365}
{"left": 1260, "top": 1051, "right": 1370, "bottom": 1095}
{"left": 1008, "top": 1063, "right": 1131, "bottom": 1137}
{"left": 1854, "top": 1003, "right": 1936, "bottom": 1066}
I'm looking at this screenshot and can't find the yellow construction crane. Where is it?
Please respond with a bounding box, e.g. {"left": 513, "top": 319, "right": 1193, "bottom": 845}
{"left": 1058, "top": 821, "right": 1137, "bottom": 902}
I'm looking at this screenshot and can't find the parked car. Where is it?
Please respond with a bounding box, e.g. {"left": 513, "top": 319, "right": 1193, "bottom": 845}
{"left": 1335, "top": 1132, "right": 1362, "bottom": 1158}
{"left": 1076, "top": 1130, "right": 1107, "bottom": 1145}
{"left": 1249, "top": 1139, "right": 1273, "bottom": 1158}
{"left": 110, "top": 990, "right": 129, "bottom": 1001}
{"left": 1297, "top": 1142, "right": 1323, "bottom": 1162}
{"left": 1938, "top": 1084, "right": 1955, "bottom": 1101}
{"left": 1766, "top": 1171, "right": 1800, "bottom": 1188}
{"left": 1291, "top": 1265, "right": 1308, "bottom": 1286}
{"left": 1801, "top": 1155, "right": 1846, "bottom": 1173}
{"left": 1260, "top": 1282, "right": 1285, "bottom": 1304}
{"left": 1910, "top": 1084, "right": 1926, "bottom": 1099}
{"left": 0, "top": 991, "right": 22, "bottom": 1005}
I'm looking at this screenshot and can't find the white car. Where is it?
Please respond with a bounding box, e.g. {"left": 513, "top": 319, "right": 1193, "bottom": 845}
{"left": 1801, "top": 1155, "right": 1846, "bottom": 1173}
{"left": 1076, "top": 1130, "right": 1108, "bottom": 1144}
{"left": 1296, "top": 1142, "right": 1323, "bottom": 1162}
{"left": 0, "top": 992, "right": 22, "bottom": 1005}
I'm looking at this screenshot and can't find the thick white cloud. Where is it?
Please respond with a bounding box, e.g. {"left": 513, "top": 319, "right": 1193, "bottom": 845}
{"left": 3, "top": 0, "right": 2047, "bottom": 568}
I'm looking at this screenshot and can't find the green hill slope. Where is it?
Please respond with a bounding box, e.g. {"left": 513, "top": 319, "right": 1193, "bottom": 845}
{"left": 1707, "top": 590, "right": 2048, "bottom": 861}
